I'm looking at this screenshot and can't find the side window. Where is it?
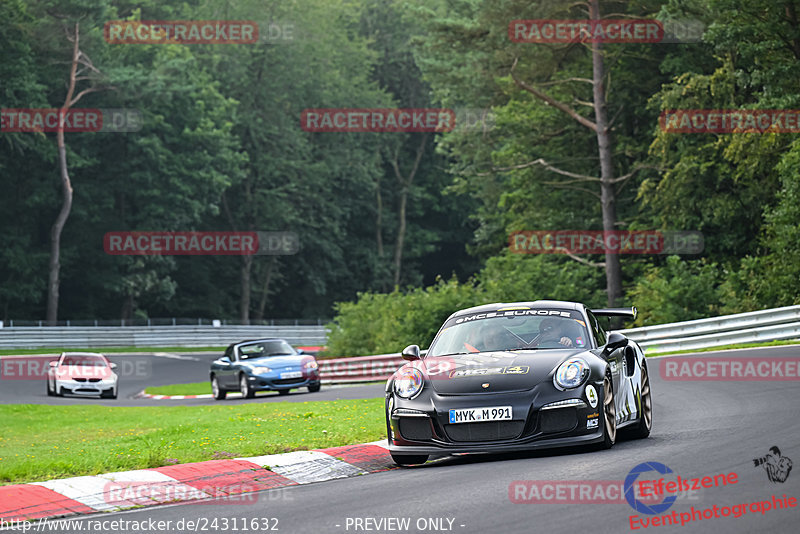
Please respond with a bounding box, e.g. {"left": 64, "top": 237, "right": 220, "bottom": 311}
{"left": 587, "top": 311, "right": 607, "bottom": 346}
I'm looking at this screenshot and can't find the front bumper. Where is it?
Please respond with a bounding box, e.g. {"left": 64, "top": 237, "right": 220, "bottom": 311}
{"left": 246, "top": 372, "right": 320, "bottom": 391}
{"left": 387, "top": 380, "right": 605, "bottom": 455}
{"left": 56, "top": 379, "right": 116, "bottom": 396}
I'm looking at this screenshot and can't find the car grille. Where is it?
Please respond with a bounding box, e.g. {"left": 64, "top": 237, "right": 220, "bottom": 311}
{"left": 399, "top": 418, "right": 433, "bottom": 441}
{"left": 273, "top": 377, "right": 305, "bottom": 385}
{"left": 444, "top": 421, "right": 525, "bottom": 442}
{"left": 539, "top": 408, "right": 578, "bottom": 433}
{"left": 73, "top": 378, "right": 102, "bottom": 383}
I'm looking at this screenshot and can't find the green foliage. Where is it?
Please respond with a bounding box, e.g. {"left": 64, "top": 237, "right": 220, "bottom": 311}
{"left": 628, "top": 256, "right": 723, "bottom": 325}
{"left": 325, "top": 276, "right": 484, "bottom": 356}
{"left": 325, "top": 253, "right": 607, "bottom": 356}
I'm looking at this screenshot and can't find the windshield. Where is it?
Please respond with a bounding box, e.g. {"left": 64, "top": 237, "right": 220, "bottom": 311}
{"left": 427, "top": 309, "right": 591, "bottom": 356}
{"left": 61, "top": 355, "right": 107, "bottom": 367}
{"left": 238, "top": 340, "right": 296, "bottom": 360}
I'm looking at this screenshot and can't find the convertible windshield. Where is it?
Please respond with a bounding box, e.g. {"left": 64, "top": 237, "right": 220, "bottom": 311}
{"left": 427, "top": 309, "right": 591, "bottom": 356}
{"left": 238, "top": 340, "right": 296, "bottom": 360}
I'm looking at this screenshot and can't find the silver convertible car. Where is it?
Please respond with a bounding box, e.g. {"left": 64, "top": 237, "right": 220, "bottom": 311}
{"left": 209, "top": 338, "right": 321, "bottom": 399}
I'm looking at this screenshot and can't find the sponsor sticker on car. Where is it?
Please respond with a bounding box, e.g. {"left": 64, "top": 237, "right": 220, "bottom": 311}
{"left": 449, "top": 406, "right": 512, "bottom": 423}
{"left": 449, "top": 366, "right": 530, "bottom": 378}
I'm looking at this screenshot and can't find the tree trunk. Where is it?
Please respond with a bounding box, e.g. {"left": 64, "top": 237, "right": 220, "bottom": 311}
{"left": 590, "top": 0, "right": 622, "bottom": 307}
{"left": 46, "top": 24, "right": 82, "bottom": 325}
{"left": 393, "top": 187, "right": 408, "bottom": 286}
{"left": 376, "top": 177, "right": 384, "bottom": 258}
{"left": 255, "top": 257, "right": 276, "bottom": 321}
{"left": 391, "top": 134, "right": 427, "bottom": 287}
{"left": 239, "top": 254, "right": 253, "bottom": 324}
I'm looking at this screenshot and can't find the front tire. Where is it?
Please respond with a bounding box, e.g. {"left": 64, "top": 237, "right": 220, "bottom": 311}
{"left": 278, "top": 389, "right": 290, "bottom": 396}
{"left": 240, "top": 374, "right": 255, "bottom": 399}
{"left": 600, "top": 372, "right": 617, "bottom": 449}
{"left": 47, "top": 380, "right": 54, "bottom": 397}
{"left": 212, "top": 376, "right": 227, "bottom": 400}
{"left": 391, "top": 453, "right": 428, "bottom": 466}
{"left": 308, "top": 384, "right": 321, "bottom": 393}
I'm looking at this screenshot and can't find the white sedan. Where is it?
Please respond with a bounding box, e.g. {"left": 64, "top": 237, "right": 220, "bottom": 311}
{"left": 47, "top": 352, "right": 119, "bottom": 399}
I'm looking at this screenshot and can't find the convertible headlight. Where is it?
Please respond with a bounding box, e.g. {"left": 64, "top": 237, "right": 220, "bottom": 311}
{"left": 304, "top": 361, "right": 318, "bottom": 370}
{"left": 393, "top": 367, "right": 424, "bottom": 399}
{"left": 251, "top": 366, "right": 272, "bottom": 374}
{"left": 554, "top": 358, "right": 589, "bottom": 390}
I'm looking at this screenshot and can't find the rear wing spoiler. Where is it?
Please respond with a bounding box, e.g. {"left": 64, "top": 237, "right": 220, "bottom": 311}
{"left": 590, "top": 306, "right": 637, "bottom": 320}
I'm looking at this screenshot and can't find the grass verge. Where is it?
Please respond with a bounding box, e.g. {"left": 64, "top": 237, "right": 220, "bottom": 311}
{"left": 645, "top": 339, "right": 800, "bottom": 357}
{"left": 0, "top": 398, "right": 384, "bottom": 485}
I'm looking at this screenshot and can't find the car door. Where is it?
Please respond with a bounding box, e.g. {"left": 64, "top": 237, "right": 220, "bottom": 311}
{"left": 587, "top": 311, "right": 626, "bottom": 422}
{"left": 215, "top": 345, "right": 236, "bottom": 388}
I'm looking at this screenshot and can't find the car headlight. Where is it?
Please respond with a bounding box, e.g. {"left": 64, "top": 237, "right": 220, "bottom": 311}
{"left": 393, "top": 367, "right": 424, "bottom": 399}
{"left": 304, "top": 361, "right": 318, "bottom": 370}
{"left": 554, "top": 358, "right": 589, "bottom": 390}
{"left": 251, "top": 366, "right": 272, "bottom": 374}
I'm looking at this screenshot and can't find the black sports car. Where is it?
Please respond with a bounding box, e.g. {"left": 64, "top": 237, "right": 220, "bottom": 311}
{"left": 210, "top": 338, "right": 321, "bottom": 399}
{"left": 385, "top": 300, "right": 652, "bottom": 465}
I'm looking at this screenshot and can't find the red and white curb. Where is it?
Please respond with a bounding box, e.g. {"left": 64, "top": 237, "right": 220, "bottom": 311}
{"left": 0, "top": 441, "right": 394, "bottom": 522}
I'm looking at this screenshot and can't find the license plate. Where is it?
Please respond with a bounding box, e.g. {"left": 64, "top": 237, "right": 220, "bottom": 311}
{"left": 280, "top": 371, "right": 303, "bottom": 379}
{"left": 449, "top": 406, "right": 512, "bottom": 424}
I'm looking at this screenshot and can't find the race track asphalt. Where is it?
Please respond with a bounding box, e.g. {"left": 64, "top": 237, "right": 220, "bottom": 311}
{"left": 0, "top": 352, "right": 385, "bottom": 406}
{"left": 4, "top": 345, "right": 800, "bottom": 534}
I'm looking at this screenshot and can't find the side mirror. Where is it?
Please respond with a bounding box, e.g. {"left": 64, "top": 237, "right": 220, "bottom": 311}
{"left": 49, "top": 361, "right": 58, "bottom": 368}
{"left": 109, "top": 362, "right": 118, "bottom": 369}
{"left": 296, "top": 349, "right": 305, "bottom": 355}
{"left": 401, "top": 344, "right": 421, "bottom": 361}
{"left": 605, "top": 332, "right": 628, "bottom": 353}
{"left": 220, "top": 356, "right": 231, "bottom": 364}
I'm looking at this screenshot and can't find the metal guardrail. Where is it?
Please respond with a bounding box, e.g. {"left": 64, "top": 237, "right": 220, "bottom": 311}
{"left": 2, "top": 306, "right": 798, "bottom": 357}
{"left": 0, "top": 325, "right": 328, "bottom": 349}
{"left": 319, "top": 353, "right": 404, "bottom": 383}
{"left": 620, "top": 305, "right": 800, "bottom": 353}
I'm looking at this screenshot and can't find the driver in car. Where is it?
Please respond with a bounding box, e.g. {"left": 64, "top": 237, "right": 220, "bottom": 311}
{"left": 464, "top": 321, "right": 516, "bottom": 352}
{"left": 538, "top": 318, "right": 575, "bottom": 348}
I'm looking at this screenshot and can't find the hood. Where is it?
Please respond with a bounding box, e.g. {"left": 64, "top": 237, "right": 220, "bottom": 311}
{"left": 242, "top": 355, "right": 305, "bottom": 369}
{"left": 422, "top": 349, "right": 590, "bottom": 395}
{"left": 57, "top": 365, "right": 114, "bottom": 380}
